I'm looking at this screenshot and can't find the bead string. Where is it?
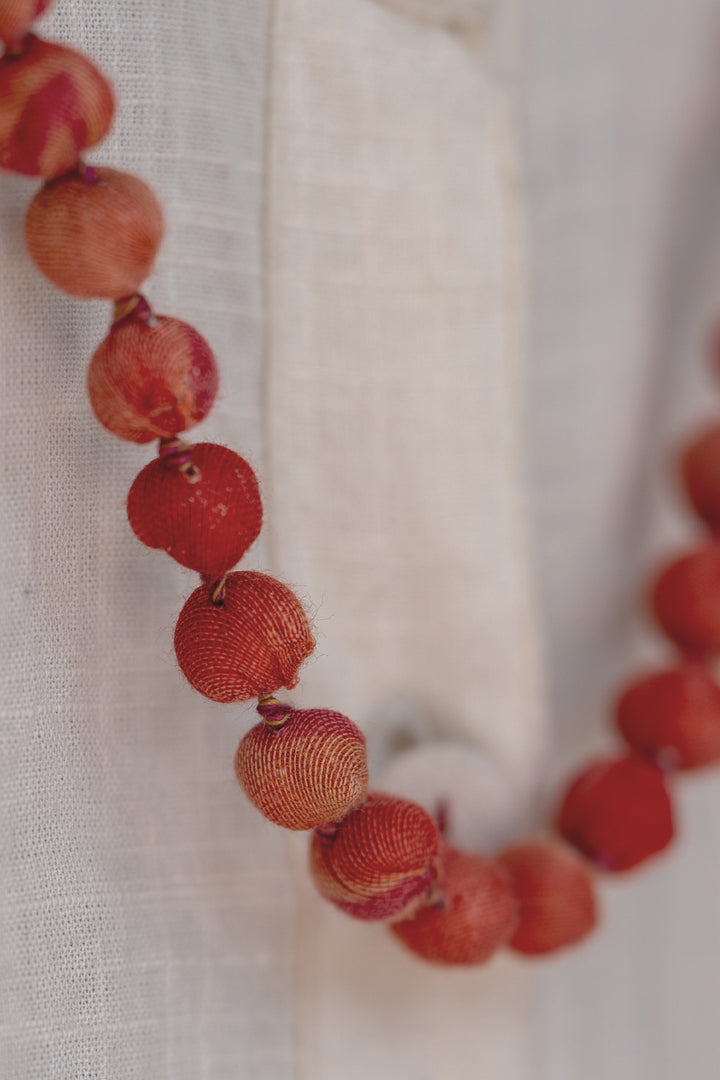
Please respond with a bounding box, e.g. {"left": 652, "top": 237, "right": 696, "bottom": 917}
{"left": 4, "top": 0, "right": 720, "bottom": 966}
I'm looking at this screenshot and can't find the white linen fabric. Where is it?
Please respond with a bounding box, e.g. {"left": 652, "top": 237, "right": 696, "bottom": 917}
{"left": 2, "top": 0, "right": 720, "bottom": 1078}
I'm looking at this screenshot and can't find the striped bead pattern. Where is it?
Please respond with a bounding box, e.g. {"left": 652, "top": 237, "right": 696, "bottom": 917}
{"left": 25, "top": 166, "right": 163, "bottom": 298}
{"left": 88, "top": 305, "right": 218, "bottom": 443}
{"left": 0, "top": 35, "right": 113, "bottom": 177}
{"left": 128, "top": 443, "right": 262, "bottom": 578}
{"left": 0, "top": 0, "right": 52, "bottom": 46}
{"left": 235, "top": 707, "right": 369, "bottom": 830}
{"left": 497, "top": 840, "right": 597, "bottom": 956}
{"left": 174, "top": 571, "right": 315, "bottom": 703}
{"left": 392, "top": 844, "right": 519, "bottom": 965}
{"left": 309, "top": 792, "right": 441, "bottom": 922}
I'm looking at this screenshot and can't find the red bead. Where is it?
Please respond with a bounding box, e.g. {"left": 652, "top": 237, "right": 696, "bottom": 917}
{"left": 497, "top": 839, "right": 597, "bottom": 956}
{"left": 556, "top": 753, "right": 674, "bottom": 872}
{"left": 309, "top": 792, "right": 441, "bottom": 922}
{"left": 127, "top": 443, "right": 261, "bottom": 578}
{"left": 0, "top": 1, "right": 53, "bottom": 47}
{"left": 651, "top": 543, "right": 720, "bottom": 656}
{"left": 235, "top": 707, "right": 369, "bottom": 830}
{"left": 174, "top": 571, "right": 315, "bottom": 703}
{"left": 681, "top": 425, "right": 720, "bottom": 532}
{"left": 25, "top": 166, "right": 163, "bottom": 298}
{"left": 0, "top": 35, "right": 113, "bottom": 177}
{"left": 88, "top": 305, "right": 218, "bottom": 443}
{"left": 391, "top": 844, "right": 518, "bottom": 965}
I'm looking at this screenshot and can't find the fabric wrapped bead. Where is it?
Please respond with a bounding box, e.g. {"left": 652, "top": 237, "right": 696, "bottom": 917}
{"left": 127, "top": 443, "right": 261, "bottom": 578}
{"left": 497, "top": 839, "right": 597, "bottom": 956}
{"left": 650, "top": 543, "right": 720, "bottom": 656}
{"left": 174, "top": 571, "right": 314, "bottom": 703}
{"left": 0, "top": 35, "right": 113, "bottom": 177}
{"left": 0, "top": 0, "right": 53, "bottom": 46}
{"left": 681, "top": 425, "right": 720, "bottom": 532}
{"left": 391, "top": 843, "right": 519, "bottom": 966}
{"left": 25, "top": 166, "right": 163, "bottom": 298}
{"left": 555, "top": 753, "right": 674, "bottom": 872}
{"left": 88, "top": 304, "right": 218, "bottom": 443}
{"left": 309, "top": 792, "right": 441, "bottom": 921}
{"left": 235, "top": 707, "right": 369, "bottom": 830}
{"left": 616, "top": 664, "right": 720, "bottom": 770}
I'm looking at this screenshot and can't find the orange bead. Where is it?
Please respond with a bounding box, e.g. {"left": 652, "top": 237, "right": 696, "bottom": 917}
{"left": 235, "top": 706, "right": 369, "bottom": 830}
{"left": 0, "top": 1, "right": 53, "bottom": 47}
{"left": 391, "top": 843, "right": 518, "bottom": 965}
{"left": 128, "top": 442, "right": 262, "bottom": 579}
{"left": 556, "top": 754, "right": 674, "bottom": 872}
{"left": 25, "top": 166, "right": 163, "bottom": 298}
{"left": 174, "top": 572, "right": 315, "bottom": 703}
{"left": 309, "top": 792, "right": 441, "bottom": 921}
{"left": 0, "top": 35, "right": 113, "bottom": 177}
{"left": 88, "top": 302, "right": 218, "bottom": 443}
{"left": 497, "top": 839, "right": 597, "bottom": 956}
{"left": 681, "top": 424, "right": 720, "bottom": 532}
{"left": 616, "top": 664, "right": 720, "bottom": 769}
{"left": 650, "top": 543, "right": 720, "bottom": 656}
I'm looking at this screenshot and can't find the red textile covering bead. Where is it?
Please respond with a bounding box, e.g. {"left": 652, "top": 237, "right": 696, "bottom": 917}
{"left": 391, "top": 843, "right": 519, "bottom": 966}
{"left": 88, "top": 302, "right": 218, "bottom": 443}
{"left": 0, "top": 0, "right": 53, "bottom": 47}
{"left": 25, "top": 166, "right": 163, "bottom": 298}
{"left": 616, "top": 664, "right": 720, "bottom": 770}
{"left": 555, "top": 753, "right": 674, "bottom": 872}
{"left": 235, "top": 706, "right": 369, "bottom": 830}
{"left": 0, "top": 35, "right": 113, "bottom": 177}
{"left": 174, "top": 571, "right": 315, "bottom": 703}
{"left": 309, "top": 792, "right": 441, "bottom": 922}
{"left": 496, "top": 839, "right": 597, "bottom": 956}
{"left": 681, "top": 425, "right": 720, "bottom": 532}
{"left": 650, "top": 543, "right": 720, "bottom": 656}
{"left": 127, "top": 443, "right": 261, "bottom": 578}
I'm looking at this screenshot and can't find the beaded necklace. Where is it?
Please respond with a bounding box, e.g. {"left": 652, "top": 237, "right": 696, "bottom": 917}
{"left": 3, "top": 0, "right": 720, "bottom": 966}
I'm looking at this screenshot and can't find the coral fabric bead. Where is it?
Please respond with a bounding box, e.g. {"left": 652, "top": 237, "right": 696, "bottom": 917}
{"left": 235, "top": 708, "right": 369, "bottom": 830}
{"left": 616, "top": 664, "right": 720, "bottom": 770}
{"left": 128, "top": 443, "right": 262, "bottom": 578}
{"left": 391, "top": 844, "right": 519, "bottom": 966}
{"left": 25, "top": 166, "right": 163, "bottom": 298}
{"left": 496, "top": 840, "right": 597, "bottom": 956}
{"left": 88, "top": 308, "right": 218, "bottom": 443}
{"left": 0, "top": 35, "right": 113, "bottom": 177}
{"left": 650, "top": 543, "right": 720, "bottom": 655}
{"left": 556, "top": 754, "right": 674, "bottom": 872}
{"left": 681, "top": 425, "right": 720, "bottom": 532}
{"left": 174, "top": 571, "right": 314, "bottom": 703}
{"left": 310, "top": 792, "right": 441, "bottom": 921}
{"left": 0, "top": 0, "right": 53, "bottom": 46}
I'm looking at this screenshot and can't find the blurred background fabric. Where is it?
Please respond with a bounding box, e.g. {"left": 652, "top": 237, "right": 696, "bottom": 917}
{"left": 2, "top": 0, "right": 720, "bottom": 1077}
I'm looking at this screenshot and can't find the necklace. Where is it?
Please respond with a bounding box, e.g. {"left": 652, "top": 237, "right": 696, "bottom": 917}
{"left": 4, "top": 0, "right": 720, "bottom": 967}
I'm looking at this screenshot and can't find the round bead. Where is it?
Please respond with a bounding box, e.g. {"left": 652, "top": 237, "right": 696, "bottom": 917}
{"left": 391, "top": 844, "right": 519, "bottom": 966}
{"left": 681, "top": 425, "right": 720, "bottom": 531}
{"left": 555, "top": 753, "right": 674, "bottom": 872}
{"left": 174, "top": 571, "right": 315, "bottom": 703}
{"left": 0, "top": 35, "right": 113, "bottom": 177}
{"left": 0, "top": 1, "right": 53, "bottom": 47}
{"left": 616, "top": 664, "right": 720, "bottom": 770}
{"left": 650, "top": 543, "right": 720, "bottom": 655}
{"left": 128, "top": 443, "right": 261, "bottom": 578}
{"left": 496, "top": 839, "right": 597, "bottom": 956}
{"left": 88, "top": 307, "right": 218, "bottom": 443}
{"left": 309, "top": 792, "right": 441, "bottom": 921}
{"left": 25, "top": 166, "right": 163, "bottom": 298}
{"left": 235, "top": 707, "right": 369, "bottom": 830}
